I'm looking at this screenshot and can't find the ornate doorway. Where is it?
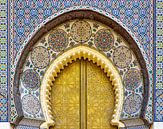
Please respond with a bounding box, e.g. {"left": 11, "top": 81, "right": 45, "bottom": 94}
{"left": 50, "top": 59, "right": 117, "bottom": 129}
{"left": 40, "top": 46, "right": 124, "bottom": 128}
{"left": 12, "top": 9, "right": 148, "bottom": 129}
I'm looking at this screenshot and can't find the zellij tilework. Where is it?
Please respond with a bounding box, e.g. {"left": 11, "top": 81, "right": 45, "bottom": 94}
{"left": 0, "top": 0, "right": 162, "bottom": 126}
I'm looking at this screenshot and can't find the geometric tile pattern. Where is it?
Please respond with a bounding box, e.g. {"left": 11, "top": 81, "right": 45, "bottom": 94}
{"left": 12, "top": 0, "right": 153, "bottom": 57}
{"left": 1, "top": 0, "right": 161, "bottom": 124}
{"left": 154, "top": 0, "right": 163, "bottom": 122}
{"left": 120, "top": 125, "right": 149, "bottom": 129}
{"left": 122, "top": 125, "right": 149, "bottom": 129}
{"left": 9, "top": 0, "right": 154, "bottom": 124}
{"left": 155, "top": 0, "right": 163, "bottom": 89}
{"left": 7, "top": 0, "right": 155, "bottom": 124}
{"left": 0, "top": 0, "right": 8, "bottom": 121}
{"left": 155, "top": 90, "right": 163, "bottom": 121}
{"left": 19, "top": 19, "right": 144, "bottom": 120}
{"left": 16, "top": 125, "right": 38, "bottom": 129}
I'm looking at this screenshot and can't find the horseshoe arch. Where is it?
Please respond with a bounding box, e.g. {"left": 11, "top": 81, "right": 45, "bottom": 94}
{"left": 40, "top": 46, "right": 124, "bottom": 128}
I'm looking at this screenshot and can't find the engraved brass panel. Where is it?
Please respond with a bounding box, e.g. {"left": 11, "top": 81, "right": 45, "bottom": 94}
{"left": 87, "top": 61, "right": 117, "bottom": 129}
{"left": 51, "top": 61, "right": 80, "bottom": 129}
{"left": 51, "top": 60, "right": 117, "bottom": 129}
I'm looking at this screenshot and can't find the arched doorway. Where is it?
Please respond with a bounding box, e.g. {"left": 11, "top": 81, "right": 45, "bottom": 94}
{"left": 11, "top": 9, "right": 149, "bottom": 128}
{"left": 40, "top": 46, "right": 124, "bottom": 129}
{"left": 50, "top": 59, "right": 117, "bottom": 129}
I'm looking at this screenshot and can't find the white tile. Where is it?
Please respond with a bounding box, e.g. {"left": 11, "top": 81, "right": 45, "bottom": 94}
{"left": 153, "top": 122, "right": 163, "bottom": 129}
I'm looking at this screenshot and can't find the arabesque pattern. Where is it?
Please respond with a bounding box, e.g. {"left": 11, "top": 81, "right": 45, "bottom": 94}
{"left": 30, "top": 46, "right": 50, "bottom": 69}
{"left": 87, "top": 61, "right": 117, "bottom": 129}
{"left": 1, "top": 0, "right": 161, "bottom": 126}
{"left": 17, "top": 20, "right": 143, "bottom": 122}
{"left": 48, "top": 29, "right": 69, "bottom": 52}
{"left": 51, "top": 61, "right": 80, "bottom": 129}
{"left": 71, "top": 20, "right": 92, "bottom": 43}
{"left": 8, "top": 1, "right": 154, "bottom": 124}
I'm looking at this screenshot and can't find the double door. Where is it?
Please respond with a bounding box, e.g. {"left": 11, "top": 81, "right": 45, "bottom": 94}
{"left": 51, "top": 59, "right": 117, "bottom": 129}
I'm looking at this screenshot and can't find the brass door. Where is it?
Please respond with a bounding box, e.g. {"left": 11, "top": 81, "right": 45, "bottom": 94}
{"left": 51, "top": 59, "right": 117, "bottom": 129}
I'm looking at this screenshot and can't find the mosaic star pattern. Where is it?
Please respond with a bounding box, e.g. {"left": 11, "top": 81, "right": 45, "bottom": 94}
{"left": 0, "top": 95, "right": 7, "bottom": 121}
{"left": 94, "top": 29, "right": 114, "bottom": 51}
{"left": 0, "top": 0, "right": 8, "bottom": 121}
{"left": 22, "top": 95, "right": 40, "bottom": 115}
{"left": 123, "top": 68, "right": 141, "bottom": 91}
{"left": 155, "top": 91, "right": 163, "bottom": 121}
{"left": 71, "top": 20, "right": 92, "bottom": 43}
{"left": 113, "top": 46, "right": 132, "bottom": 69}
{"left": 31, "top": 46, "right": 50, "bottom": 69}
{"left": 1, "top": 0, "right": 160, "bottom": 125}
{"left": 48, "top": 29, "right": 69, "bottom": 52}
{"left": 154, "top": 0, "right": 163, "bottom": 122}
{"left": 12, "top": 0, "right": 153, "bottom": 56}
{"left": 124, "top": 94, "right": 142, "bottom": 115}
{"left": 21, "top": 69, "right": 40, "bottom": 91}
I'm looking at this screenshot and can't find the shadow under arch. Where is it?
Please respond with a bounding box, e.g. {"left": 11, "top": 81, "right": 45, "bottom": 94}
{"left": 40, "top": 45, "right": 124, "bottom": 129}
{"left": 12, "top": 8, "right": 149, "bottom": 125}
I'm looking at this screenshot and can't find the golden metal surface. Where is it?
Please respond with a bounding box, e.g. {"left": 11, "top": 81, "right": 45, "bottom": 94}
{"left": 50, "top": 59, "right": 117, "bottom": 129}
{"left": 80, "top": 60, "right": 87, "bottom": 129}
{"left": 40, "top": 46, "right": 124, "bottom": 128}
{"left": 51, "top": 61, "right": 80, "bottom": 129}
{"left": 87, "top": 61, "right": 117, "bottom": 129}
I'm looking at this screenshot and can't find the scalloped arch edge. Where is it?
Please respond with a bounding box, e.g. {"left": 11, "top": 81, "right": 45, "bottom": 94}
{"left": 40, "top": 46, "right": 125, "bottom": 128}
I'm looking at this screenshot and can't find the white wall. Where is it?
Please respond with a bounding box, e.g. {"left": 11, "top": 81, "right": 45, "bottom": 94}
{"left": 1, "top": 122, "right": 163, "bottom": 129}
{"left": 153, "top": 122, "right": 163, "bottom": 129}
{"left": 0, "top": 123, "right": 11, "bottom": 129}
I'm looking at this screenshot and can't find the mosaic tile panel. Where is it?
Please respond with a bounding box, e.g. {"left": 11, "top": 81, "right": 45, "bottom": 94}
{"left": 18, "top": 19, "right": 144, "bottom": 121}
{"left": 120, "top": 125, "right": 149, "bottom": 129}
{"left": 16, "top": 125, "right": 38, "bottom": 129}
{"left": 8, "top": 0, "right": 154, "bottom": 124}
{"left": 10, "top": 6, "right": 154, "bottom": 124}
{"left": 126, "top": 125, "right": 149, "bottom": 129}
{"left": 155, "top": 0, "right": 163, "bottom": 90}
{"left": 48, "top": 29, "right": 69, "bottom": 52}
{"left": 0, "top": 0, "right": 8, "bottom": 121}
{"left": 0, "top": 0, "right": 159, "bottom": 125}
{"left": 155, "top": 90, "right": 163, "bottom": 121}
{"left": 154, "top": 0, "right": 163, "bottom": 122}
{"left": 12, "top": 0, "right": 152, "bottom": 57}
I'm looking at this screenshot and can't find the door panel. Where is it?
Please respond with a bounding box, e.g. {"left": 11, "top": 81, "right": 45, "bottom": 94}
{"left": 87, "top": 61, "right": 116, "bottom": 129}
{"left": 51, "top": 60, "right": 117, "bottom": 129}
{"left": 51, "top": 61, "right": 80, "bottom": 129}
